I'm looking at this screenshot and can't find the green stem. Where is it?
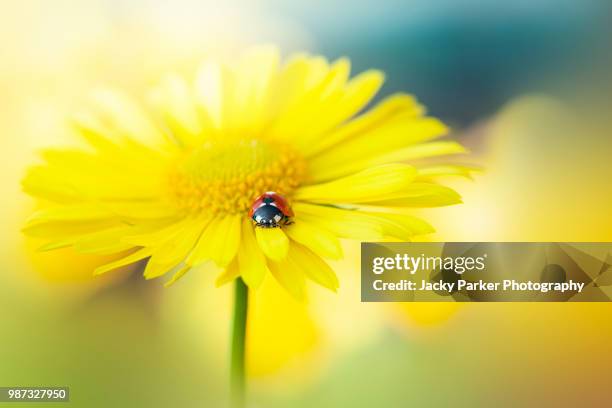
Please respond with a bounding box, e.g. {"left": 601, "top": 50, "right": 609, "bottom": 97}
{"left": 230, "top": 277, "right": 248, "bottom": 408}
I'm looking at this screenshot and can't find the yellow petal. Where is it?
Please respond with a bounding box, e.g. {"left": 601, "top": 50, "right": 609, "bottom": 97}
{"left": 366, "top": 183, "right": 462, "bottom": 207}
{"left": 232, "top": 45, "right": 280, "bottom": 132}
{"left": 143, "top": 226, "right": 204, "bottom": 280}
{"left": 89, "top": 89, "right": 172, "bottom": 150}
{"left": 267, "top": 253, "right": 306, "bottom": 301}
{"left": 284, "top": 219, "right": 342, "bottom": 260}
{"left": 360, "top": 212, "right": 435, "bottom": 239}
{"left": 187, "top": 215, "right": 241, "bottom": 267}
{"left": 103, "top": 201, "right": 177, "bottom": 220}
{"left": 22, "top": 165, "right": 79, "bottom": 202}
{"left": 149, "top": 73, "right": 205, "bottom": 147}
{"left": 263, "top": 54, "right": 328, "bottom": 124}
{"left": 307, "top": 117, "right": 448, "bottom": 182}
{"left": 94, "top": 247, "right": 154, "bottom": 275}
{"left": 293, "top": 203, "right": 383, "bottom": 240}
{"left": 289, "top": 242, "right": 339, "bottom": 292}
{"left": 143, "top": 258, "right": 177, "bottom": 280}
{"left": 121, "top": 218, "right": 190, "bottom": 247}
{"left": 312, "top": 141, "right": 467, "bottom": 181}
{"left": 293, "top": 69, "right": 384, "bottom": 149}
{"left": 195, "top": 60, "right": 235, "bottom": 131}
{"left": 255, "top": 227, "right": 289, "bottom": 261}
{"left": 215, "top": 259, "right": 241, "bottom": 287}
{"left": 295, "top": 164, "right": 416, "bottom": 204}
{"left": 37, "top": 240, "right": 74, "bottom": 252}
{"left": 293, "top": 203, "right": 434, "bottom": 241}
{"left": 27, "top": 148, "right": 168, "bottom": 201}
{"left": 303, "top": 93, "right": 424, "bottom": 157}
{"left": 23, "top": 218, "right": 121, "bottom": 240}
{"left": 416, "top": 164, "right": 482, "bottom": 180}
{"left": 70, "top": 112, "right": 121, "bottom": 153}
{"left": 142, "top": 218, "right": 207, "bottom": 279}
{"left": 153, "top": 218, "right": 207, "bottom": 264}
{"left": 381, "top": 141, "right": 467, "bottom": 161}
{"left": 24, "top": 205, "right": 113, "bottom": 226}
{"left": 164, "top": 264, "right": 191, "bottom": 287}
{"left": 74, "top": 226, "right": 136, "bottom": 255}
{"left": 237, "top": 218, "right": 269, "bottom": 288}
{"left": 268, "top": 57, "right": 348, "bottom": 141}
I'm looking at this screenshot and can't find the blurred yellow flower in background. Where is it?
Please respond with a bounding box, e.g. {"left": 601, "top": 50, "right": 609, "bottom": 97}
{"left": 22, "top": 46, "right": 470, "bottom": 298}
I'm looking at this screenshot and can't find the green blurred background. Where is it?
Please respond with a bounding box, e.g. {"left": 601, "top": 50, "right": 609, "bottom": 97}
{"left": 2, "top": 0, "right": 612, "bottom": 406}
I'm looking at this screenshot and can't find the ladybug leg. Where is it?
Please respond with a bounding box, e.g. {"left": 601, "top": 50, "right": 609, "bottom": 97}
{"left": 254, "top": 220, "right": 280, "bottom": 228}
{"left": 281, "top": 216, "right": 293, "bottom": 226}
{"left": 253, "top": 219, "right": 267, "bottom": 228}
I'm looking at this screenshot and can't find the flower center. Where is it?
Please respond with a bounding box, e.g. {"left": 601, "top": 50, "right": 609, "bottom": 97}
{"left": 168, "top": 139, "right": 306, "bottom": 215}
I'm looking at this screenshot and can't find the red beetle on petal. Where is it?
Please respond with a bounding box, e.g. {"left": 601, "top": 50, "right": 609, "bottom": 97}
{"left": 249, "top": 192, "right": 293, "bottom": 228}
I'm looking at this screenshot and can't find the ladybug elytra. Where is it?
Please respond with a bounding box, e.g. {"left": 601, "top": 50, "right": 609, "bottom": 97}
{"left": 249, "top": 192, "right": 294, "bottom": 228}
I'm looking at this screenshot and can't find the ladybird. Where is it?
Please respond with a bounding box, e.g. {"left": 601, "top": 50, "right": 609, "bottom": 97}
{"left": 249, "top": 192, "right": 294, "bottom": 228}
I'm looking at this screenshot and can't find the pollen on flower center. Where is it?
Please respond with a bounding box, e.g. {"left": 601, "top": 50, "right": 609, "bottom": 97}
{"left": 167, "top": 139, "right": 306, "bottom": 215}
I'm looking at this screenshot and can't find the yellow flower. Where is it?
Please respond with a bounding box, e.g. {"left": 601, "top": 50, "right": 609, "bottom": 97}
{"left": 22, "top": 46, "right": 469, "bottom": 299}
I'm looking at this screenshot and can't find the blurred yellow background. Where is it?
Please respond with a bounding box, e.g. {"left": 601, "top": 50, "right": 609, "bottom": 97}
{"left": 2, "top": 0, "right": 612, "bottom": 406}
